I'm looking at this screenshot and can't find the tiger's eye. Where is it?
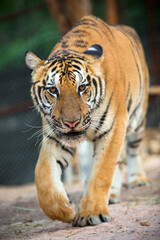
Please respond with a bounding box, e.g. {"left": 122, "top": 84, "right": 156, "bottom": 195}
{"left": 49, "top": 87, "right": 57, "bottom": 94}
{"left": 79, "top": 85, "right": 86, "bottom": 92}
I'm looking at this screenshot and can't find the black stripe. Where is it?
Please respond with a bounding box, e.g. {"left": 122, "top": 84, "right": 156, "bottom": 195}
{"left": 92, "top": 78, "right": 97, "bottom": 102}
{"left": 57, "top": 160, "right": 65, "bottom": 172}
{"left": 74, "top": 39, "right": 88, "bottom": 45}
{"left": 72, "top": 64, "right": 81, "bottom": 70}
{"left": 98, "top": 77, "right": 103, "bottom": 98}
{"left": 44, "top": 93, "right": 51, "bottom": 106}
{"left": 129, "top": 101, "right": 141, "bottom": 120}
{"left": 103, "top": 22, "right": 115, "bottom": 39}
{"left": 47, "top": 135, "right": 74, "bottom": 156}
{"left": 32, "top": 85, "right": 39, "bottom": 106}
{"left": 38, "top": 86, "right": 47, "bottom": 110}
{"left": 74, "top": 19, "right": 98, "bottom": 27}
{"left": 32, "top": 85, "right": 46, "bottom": 116}
{"left": 32, "top": 80, "right": 40, "bottom": 86}
{"left": 61, "top": 145, "right": 74, "bottom": 156}
{"left": 127, "top": 96, "right": 132, "bottom": 112}
{"left": 71, "top": 22, "right": 102, "bottom": 35}
{"left": 43, "top": 79, "right": 46, "bottom": 86}
{"left": 72, "top": 59, "right": 82, "bottom": 65}
{"left": 73, "top": 29, "right": 88, "bottom": 34}
{"left": 51, "top": 66, "right": 57, "bottom": 72}
{"left": 80, "top": 17, "right": 99, "bottom": 25}
{"left": 95, "top": 92, "right": 113, "bottom": 133}
{"left": 48, "top": 59, "right": 57, "bottom": 67}
{"left": 61, "top": 41, "right": 69, "bottom": 48}
{"left": 74, "top": 42, "right": 88, "bottom": 48}
{"left": 87, "top": 75, "right": 91, "bottom": 83}
{"left": 128, "top": 138, "right": 142, "bottom": 148}
{"left": 129, "top": 48, "right": 143, "bottom": 120}
{"left": 135, "top": 118, "right": 145, "bottom": 132}
{"left": 96, "top": 77, "right": 103, "bottom": 108}
{"left": 93, "top": 106, "right": 119, "bottom": 141}
{"left": 63, "top": 158, "right": 69, "bottom": 168}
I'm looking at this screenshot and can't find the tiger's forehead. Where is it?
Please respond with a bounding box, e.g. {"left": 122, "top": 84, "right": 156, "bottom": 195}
{"left": 45, "top": 55, "right": 85, "bottom": 86}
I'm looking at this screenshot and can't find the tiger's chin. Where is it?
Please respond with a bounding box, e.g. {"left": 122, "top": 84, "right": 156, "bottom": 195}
{"left": 59, "top": 131, "right": 86, "bottom": 147}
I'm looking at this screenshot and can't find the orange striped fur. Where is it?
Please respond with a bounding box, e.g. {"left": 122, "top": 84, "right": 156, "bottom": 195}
{"left": 25, "top": 16, "right": 150, "bottom": 226}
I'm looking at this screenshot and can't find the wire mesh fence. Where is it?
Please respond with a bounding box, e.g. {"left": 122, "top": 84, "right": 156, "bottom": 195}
{"left": 0, "top": 0, "right": 159, "bottom": 185}
{"left": 0, "top": 3, "right": 59, "bottom": 185}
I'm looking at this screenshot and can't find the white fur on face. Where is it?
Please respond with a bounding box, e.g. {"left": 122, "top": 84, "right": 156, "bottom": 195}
{"left": 47, "top": 71, "right": 60, "bottom": 92}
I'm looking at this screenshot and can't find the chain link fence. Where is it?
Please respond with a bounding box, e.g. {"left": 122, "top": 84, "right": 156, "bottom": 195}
{"left": 0, "top": 0, "right": 159, "bottom": 185}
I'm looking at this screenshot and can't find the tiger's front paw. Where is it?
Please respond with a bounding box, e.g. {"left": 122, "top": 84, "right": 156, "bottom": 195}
{"left": 72, "top": 210, "right": 111, "bottom": 227}
{"left": 38, "top": 193, "right": 75, "bottom": 223}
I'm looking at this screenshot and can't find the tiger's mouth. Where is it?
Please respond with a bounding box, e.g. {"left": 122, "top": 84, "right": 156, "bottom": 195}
{"left": 58, "top": 130, "right": 87, "bottom": 146}
{"left": 59, "top": 130, "right": 86, "bottom": 137}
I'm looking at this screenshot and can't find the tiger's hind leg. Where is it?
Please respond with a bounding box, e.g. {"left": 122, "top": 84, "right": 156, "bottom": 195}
{"left": 127, "top": 125, "right": 151, "bottom": 188}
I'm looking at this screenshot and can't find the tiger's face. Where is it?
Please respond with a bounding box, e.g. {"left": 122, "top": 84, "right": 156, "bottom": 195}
{"left": 25, "top": 46, "right": 104, "bottom": 145}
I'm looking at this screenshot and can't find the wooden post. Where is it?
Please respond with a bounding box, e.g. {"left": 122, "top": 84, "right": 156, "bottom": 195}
{"left": 147, "top": 0, "right": 160, "bottom": 84}
{"left": 105, "top": 0, "right": 118, "bottom": 25}
{"left": 64, "top": 0, "right": 91, "bottom": 26}
{"left": 45, "top": 0, "right": 91, "bottom": 35}
{"left": 45, "top": 0, "right": 71, "bottom": 35}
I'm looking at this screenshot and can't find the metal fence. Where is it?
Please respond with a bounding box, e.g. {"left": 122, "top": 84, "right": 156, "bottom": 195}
{"left": 0, "top": 1, "right": 159, "bottom": 185}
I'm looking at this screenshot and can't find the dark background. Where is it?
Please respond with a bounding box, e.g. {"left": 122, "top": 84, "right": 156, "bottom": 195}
{"left": 0, "top": 0, "right": 159, "bottom": 185}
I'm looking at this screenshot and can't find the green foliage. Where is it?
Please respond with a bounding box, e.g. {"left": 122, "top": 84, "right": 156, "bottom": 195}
{"left": 0, "top": 0, "right": 159, "bottom": 70}
{"left": 0, "top": 1, "right": 61, "bottom": 69}
{"left": 121, "top": 0, "right": 148, "bottom": 28}
{"left": 0, "top": 0, "right": 42, "bottom": 16}
{"left": 92, "top": 0, "right": 105, "bottom": 20}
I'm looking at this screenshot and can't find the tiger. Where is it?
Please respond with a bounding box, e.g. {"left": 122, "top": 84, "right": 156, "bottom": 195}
{"left": 25, "top": 15, "right": 151, "bottom": 227}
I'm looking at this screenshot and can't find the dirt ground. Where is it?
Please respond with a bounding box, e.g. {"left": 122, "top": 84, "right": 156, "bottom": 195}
{"left": 0, "top": 135, "right": 160, "bottom": 240}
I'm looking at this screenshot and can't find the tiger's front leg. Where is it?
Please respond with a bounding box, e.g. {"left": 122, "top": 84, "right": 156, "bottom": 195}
{"left": 73, "top": 115, "right": 127, "bottom": 227}
{"left": 35, "top": 137, "right": 75, "bottom": 222}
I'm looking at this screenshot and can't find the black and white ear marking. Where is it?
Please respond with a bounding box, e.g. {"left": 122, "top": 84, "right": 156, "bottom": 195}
{"left": 84, "top": 44, "right": 103, "bottom": 58}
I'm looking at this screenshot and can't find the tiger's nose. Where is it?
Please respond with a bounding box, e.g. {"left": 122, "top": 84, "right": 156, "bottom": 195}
{"left": 64, "top": 119, "right": 80, "bottom": 128}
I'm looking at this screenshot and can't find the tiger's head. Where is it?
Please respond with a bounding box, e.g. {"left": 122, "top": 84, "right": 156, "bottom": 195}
{"left": 25, "top": 45, "right": 105, "bottom": 146}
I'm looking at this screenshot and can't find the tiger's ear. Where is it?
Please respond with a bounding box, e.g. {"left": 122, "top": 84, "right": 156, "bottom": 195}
{"left": 25, "top": 51, "right": 44, "bottom": 71}
{"left": 83, "top": 44, "right": 103, "bottom": 61}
